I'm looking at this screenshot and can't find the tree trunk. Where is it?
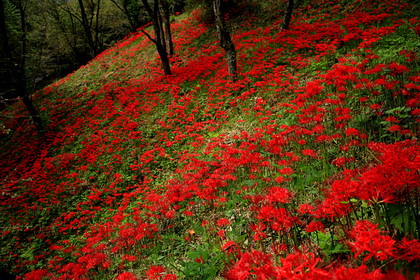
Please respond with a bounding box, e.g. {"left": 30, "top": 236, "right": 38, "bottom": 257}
{"left": 156, "top": 41, "right": 171, "bottom": 75}
{"left": 111, "top": 0, "right": 140, "bottom": 32}
{"left": 78, "top": 0, "right": 96, "bottom": 57}
{"left": 17, "top": 0, "right": 27, "bottom": 72}
{"left": 225, "top": 47, "right": 237, "bottom": 81}
{"left": 21, "top": 95, "right": 43, "bottom": 133}
{"left": 281, "top": 0, "right": 294, "bottom": 32}
{"left": 122, "top": 0, "right": 137, "bottom": 32}
{"left": 213, "top": 0, "right": 237, "bottom": 81}
{"left": 160, "top": 0, "right": 174, "bottom": 56}
{"left": 158, "top": 8, "right": 166, "bottom": 53}
{"left": 141, "top": 0, "right": 171, "bottom": 75}
{"left": 94, "top": 0, "right": 101, "bottom": 54}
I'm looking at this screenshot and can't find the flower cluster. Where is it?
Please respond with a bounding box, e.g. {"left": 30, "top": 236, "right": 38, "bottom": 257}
{"left": 1, "top": 0, "right": 420, "bottom": 279}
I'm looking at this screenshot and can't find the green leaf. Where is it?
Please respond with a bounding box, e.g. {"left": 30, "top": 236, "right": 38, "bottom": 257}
{"left": 236, "top": 234, "right": 248, "bottom": 243}
{"left": 391, "top": 211, "right": 415, "bottom": 233}
{"left": 245, "top": 180, "right": 255, "bottom": 187}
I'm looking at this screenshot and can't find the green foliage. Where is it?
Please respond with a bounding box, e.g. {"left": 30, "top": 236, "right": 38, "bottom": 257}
{"left": 3, "top": 0, "right": 20, "bottom": 35}
{"left": 180, "top": 243, "right": 224, "bottom": 279}
{"left": 126, "top": 0, "right": 142, "bottom": 27}
{"left": 2, "top": 0, "right": 420, "bottom": 278}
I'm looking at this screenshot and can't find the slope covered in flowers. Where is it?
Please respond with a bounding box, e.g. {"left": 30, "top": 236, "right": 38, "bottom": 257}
{"left": 1, "top": 0, "right": 420, "bottom": 279}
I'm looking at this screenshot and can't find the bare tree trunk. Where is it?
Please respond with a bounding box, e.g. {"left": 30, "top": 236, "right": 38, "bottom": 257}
{"left": 281, "top": 0, "right": 294, "bottom": 32}
{"left": 111, "top": 0, "right": 140, "bottom": 32}
{"left": 160, "top": 0, "right": 173, "bottom": 56}
{"left": 122, "top": 0, "right": 137, "bottom": 32}
{"left": 156, "top": 39, "right": 171, "bottom": 75}
{"left": 141, "top": 0, "right": 171, "bottom": 75}
{"left": 213, "top": 0, "right": 237, "bottom": 81}
{"left": 78, "top": 0, "right": 96, "bottom": 57}
{"left": 94, "top": 0, "right": 101, "bottom": 54}
{"left": 21, "top": 95, "right": 43, "bottom": 133}
{"left": 157, "top": 8, "right": 166, "bottom": 52}
{"left": 122, "top": 0, "right": 136, "bottom": 32}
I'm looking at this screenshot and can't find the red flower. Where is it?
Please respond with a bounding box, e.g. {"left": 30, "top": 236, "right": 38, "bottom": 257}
{"left": 165, "top": 210, "right": 175, "bottom": 219}
{"left": 265, "top": 187, "right": 292, "bottom": 204}
{"left": 388, "top": 125, "right": 401, "bottom": 132}
{"left": 222, "top": 240, "right": 240, "bottom": 258}
{"left": 397, "top": 237, "right": 420, "bottom": 263}
{"left": 195, "top": 256, "right": 205, "bottom": 263}
{"left": 306, "top": 221, "right": 325, "bottom": 233}
{"left": 250, "top": 223, "right": 267, "bottom": 241}
{"left": 228, "top": 251, "right": 276, "bottom": 280}
{"left": 116, "top": 272, "right": 137, "bottom": 280}
{"left": 146, "top": 265, "right": 166, "bottom": 280}
{"left": 276, "top": 251, "right": 328, "bottom": 279}
{"left": 23, "top": 269, "right": 51, "bottom": 280}
{"left": 217, "top": 218, "right": 230, "bottom": 227}
{"left": 348, "top": 220, "right": 396, "bottom": 263}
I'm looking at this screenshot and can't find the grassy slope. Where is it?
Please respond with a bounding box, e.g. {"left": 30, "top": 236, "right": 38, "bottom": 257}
{"left": 1, "top": 0, "right": 420, "bottom": 278}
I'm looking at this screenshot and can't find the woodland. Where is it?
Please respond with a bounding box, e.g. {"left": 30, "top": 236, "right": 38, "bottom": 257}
{"left": 1, "top": 0, "right": 420, "bottom": 279}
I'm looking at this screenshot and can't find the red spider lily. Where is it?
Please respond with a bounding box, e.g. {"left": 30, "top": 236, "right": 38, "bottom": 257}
{"left": 146, "top": 265, "right": 166, "bottom": 280}
{"left": 122, "top": 254, "right": 137, "bottom": 262}
{"left": 276, "top": 251, "right": 328, "bottom": 279}
{"left": 217, "top": 218, "right": 230, "bottom": 227}
{"left": 348, "top": 220, "right": 396, "bottom": 263}
{"left": 1, "top": 0, "right": 420, "bottom": 278}
{"left": 306, "top": 220, "right": 325, "bottom": 233}
{"left": 388, "top": 62, "right": 409, "bottom": 76}
{"left": 22, "top": 269, "right": 52, "bottom": 280}
{"left": 356, "top": 140, "right": 420, "bottom": 204}
{"left": 195, "top": 256, "right": 205, "bottom": 263}
{"left": 116, "top": 272, "right": 138, "bottom": 280}
{"left": 58, "top": 263, "right": 87, "bottom": 279}
{"left": 265, "top": 187, "right": 293, "bottom": 204}
{"left": 396, "top": 237, "right": 420, "bottom": 263}
{"left": 250, "top": 223, "right": 267, "bottom": 242}
{"left": 228, "top": 250, "right": 276, "bottom": 280}
{"left": 331, "top": 265, "right": 402, "bottom": 280}
{"left": 223, "top": 240, "right": 240, "bottom": 258}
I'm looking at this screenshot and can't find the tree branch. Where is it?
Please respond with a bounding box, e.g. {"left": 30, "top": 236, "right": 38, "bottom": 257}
{"left": 140, "top": 29, "right": 156, "bottom": 44}
{"left": 110, "top": 0, "right": 124, "bottom": 12}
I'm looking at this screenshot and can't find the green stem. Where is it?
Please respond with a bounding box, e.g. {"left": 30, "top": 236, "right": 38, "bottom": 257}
{"left": 330, "top": 227, "right": 334, "bottom": 257}
{"left": 366, "top": 147, "right": 381, "bottom": 164}
{"left": 371, "top": 202, "right": 382, "bottom": 227}
{"left": 379, "top": 203, "right": 392, "bottom": 234}
{"left": 349, "top": 199, "right": 359, "bottom": 220}
{"left": 406, "top": 189, "right": 420, "bottom": 239}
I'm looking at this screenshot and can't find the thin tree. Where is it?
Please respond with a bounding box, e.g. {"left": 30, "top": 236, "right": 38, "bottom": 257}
{"left": 0, "top": 0, "right": 42, "bottom": 133}
{"left": 77, "top": 0, "right": 101, "bottom": 57}
{"left": 213, "top": 0, "right": 237, "bottom": 81}
{"left": 160, "top": 0, "right": 173, "bottom": 56}
{"left": 280, "top": 0, "right": 294, "bottom": 32}
{"left": 54, "top": 0, "right": 103, "bottom": 60}
{"left": 140, "top": 0, "right": 171, "bottom": 75}
{"left": 110, "top": 0, "right": 141, "bottom": 33}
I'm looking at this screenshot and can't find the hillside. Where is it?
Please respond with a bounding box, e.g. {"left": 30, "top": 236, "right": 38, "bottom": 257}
{"left": 1, "top": 0, "right": 420, "bottom": 279}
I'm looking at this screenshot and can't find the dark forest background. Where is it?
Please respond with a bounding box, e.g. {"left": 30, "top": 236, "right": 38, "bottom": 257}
{"left": 0, "top": 0, "right": 191, "bottom": 102}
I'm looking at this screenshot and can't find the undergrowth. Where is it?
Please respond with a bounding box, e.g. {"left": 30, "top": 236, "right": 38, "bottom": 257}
{"left": 1, "top": 0, "right": 420, "bottom": 279}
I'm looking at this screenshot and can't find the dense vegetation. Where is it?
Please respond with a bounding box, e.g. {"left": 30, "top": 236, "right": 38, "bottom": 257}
{"left": 0, "top": 0, "right": 184, "bottom": 97}
{"left": 1, "top": 0, "right": 420, "bottom": 279}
